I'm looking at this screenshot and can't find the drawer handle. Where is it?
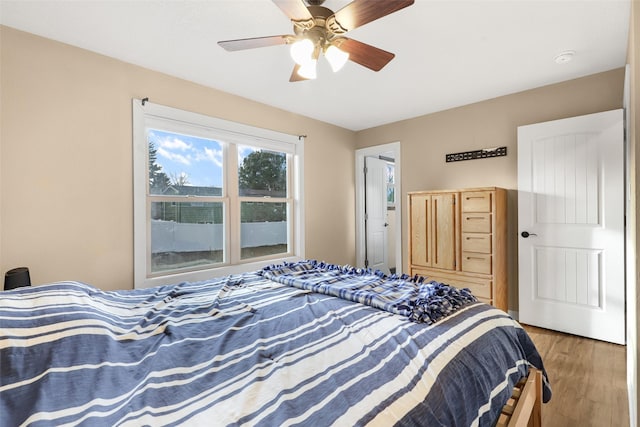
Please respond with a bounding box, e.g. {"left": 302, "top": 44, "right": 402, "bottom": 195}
{"left": 466, "top": 216, "right": 485, "bottom": 220}
{"left": 465, "top": 236, "right": 484, "bottom": 240}
{"left": 466, "top": 256, "right": 485, "bottom": 261}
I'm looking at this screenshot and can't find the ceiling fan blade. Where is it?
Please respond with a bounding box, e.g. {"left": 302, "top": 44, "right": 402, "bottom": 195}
{"left": 218, "top": 35, "right": 290, "bottom": 51}
{"left": 336, "top": 38, "right": 395, "bottom": 71}
{"left": 331, "top": 0, "right": 414, "bottom": 32}
{"left": 289, "top": 64, "right": 309, "bottom": 82}
{"left": 272, "top": 0, "right": 313, "bottom": 21}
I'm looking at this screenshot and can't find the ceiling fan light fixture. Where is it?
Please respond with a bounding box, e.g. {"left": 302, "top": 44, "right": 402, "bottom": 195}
{"left": 297, "top": 58, "right": 318, "bottom": 79}
{"left": 325, "top": 44, "right": 349, "bottom": 72}
{"left": 290, "top": 38, "right": 315, "bottom": 65}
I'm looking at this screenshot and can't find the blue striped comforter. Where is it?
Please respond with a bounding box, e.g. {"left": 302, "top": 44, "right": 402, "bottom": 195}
{"left": 0, "top": 264, "right": 550, "bottom": 426}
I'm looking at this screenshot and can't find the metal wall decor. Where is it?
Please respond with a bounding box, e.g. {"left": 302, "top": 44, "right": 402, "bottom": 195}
{"left": 445, "top": 146, "right": 507, "bottom": 163}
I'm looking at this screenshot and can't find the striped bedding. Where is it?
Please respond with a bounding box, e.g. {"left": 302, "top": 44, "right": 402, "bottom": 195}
{"left": 0, "top": 262, "right": 550, "bottom": 426}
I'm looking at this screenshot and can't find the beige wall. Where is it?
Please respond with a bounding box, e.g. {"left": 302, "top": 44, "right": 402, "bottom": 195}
{"left": 355, "top": 68, "right": 625, "bottom": 311}
{"left": 0, "top": 26, "right": 357, "bottom": 291}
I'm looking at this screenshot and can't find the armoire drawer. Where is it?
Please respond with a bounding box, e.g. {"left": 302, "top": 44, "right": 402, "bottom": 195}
{"left": 462, "top": 252, "right": 492, "bottom": 274}
{"left": 463, "top": 280, "right": 492, "bottom": 300}
{"left": 462, "top": 191, "right": 492, "bottom": 212}
{"left": 462, "top": 213, "right": 492, "bottom": 233}
{"left": 462, "top": 233, "right": 492, "bottom": 253}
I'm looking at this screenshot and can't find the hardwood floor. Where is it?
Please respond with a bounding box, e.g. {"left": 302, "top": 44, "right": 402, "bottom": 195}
{"left": 522, "top": 325, "right": 629, "bottom": 427}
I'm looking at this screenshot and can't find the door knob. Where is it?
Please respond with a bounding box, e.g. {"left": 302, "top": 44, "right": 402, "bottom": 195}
{"left": 521, "top": 231, "right": 537, "bottom": 238}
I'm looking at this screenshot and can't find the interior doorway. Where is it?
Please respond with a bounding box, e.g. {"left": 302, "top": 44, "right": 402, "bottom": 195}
{"left": 355, "top": 142, "right": 402, "bottom": 274}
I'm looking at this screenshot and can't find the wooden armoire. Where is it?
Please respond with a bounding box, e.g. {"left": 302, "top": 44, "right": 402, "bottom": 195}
{"left": 407, "top": 187, "right": 507, "bottom": 311}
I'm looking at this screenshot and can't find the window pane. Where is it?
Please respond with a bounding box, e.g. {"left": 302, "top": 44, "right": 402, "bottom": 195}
{"left": 386, "top": 163, "right": 395, "bottom": 184}
{"left": 387, "top": 186, "right": 395, "bottom": 204}
{"left": 148, "top": 129, "right": 223, "bottom": 196}
{"left": 240, "top": 201, "right": 288, "bottom": 259}
{"left": 238, "top": 146, "right": 287, "bottom": 197}
{"left": 151, "top": 201, "right": 224, "bottom": 273}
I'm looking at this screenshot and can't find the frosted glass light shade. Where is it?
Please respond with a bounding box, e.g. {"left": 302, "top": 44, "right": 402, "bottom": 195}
{"left": 290, "top": 39, "right": 315, "bottom": 65}
{"left": 325, "top": 45, "right": 349, "bottom": 72}
{"left": 297, "top": 59, "right": 317, "bottom": 79}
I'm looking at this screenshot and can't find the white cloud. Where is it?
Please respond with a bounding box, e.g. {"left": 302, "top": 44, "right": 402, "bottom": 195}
{"left": 238, "top": 145, "right": 258, "bottom": 162}
{"left": 149, "top": 130, "right": 224, "bottom": 187}
{"left": 160, "top": 137, "right": 192, "bottom": 151}
{"left": 157, "top": 147, "right": 191, "bottom": 165}
{"left": 201, "top": 147, "right": 223, "bottom": 168}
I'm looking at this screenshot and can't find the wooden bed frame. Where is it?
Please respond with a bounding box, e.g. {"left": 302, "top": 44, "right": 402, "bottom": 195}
{"left": 496, "top": 368, "right": 542, "bottom": 427}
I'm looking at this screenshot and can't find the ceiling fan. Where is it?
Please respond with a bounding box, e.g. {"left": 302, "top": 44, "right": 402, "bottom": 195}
{"left": 218, "top": 0, "right": 414, "bottom": 82}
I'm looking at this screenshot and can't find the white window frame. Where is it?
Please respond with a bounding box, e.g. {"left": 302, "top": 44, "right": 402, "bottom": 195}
{"left": 133, "top": 99, "right": 305, "bottom": 289}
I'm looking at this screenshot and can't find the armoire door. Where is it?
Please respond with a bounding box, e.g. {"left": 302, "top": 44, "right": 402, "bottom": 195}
{"left": 431, "top": 193, "right": 457, "bottom": 270}
{"left": 409, "top": 194, "right": 432, "bottom": 267}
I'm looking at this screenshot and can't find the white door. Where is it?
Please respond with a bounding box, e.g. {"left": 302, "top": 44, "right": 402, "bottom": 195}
{"left": 518, "top": 109, "right": 625, "bottom": 345}
{"left": 365, "top": 157, "right": 389, "bottom": 273}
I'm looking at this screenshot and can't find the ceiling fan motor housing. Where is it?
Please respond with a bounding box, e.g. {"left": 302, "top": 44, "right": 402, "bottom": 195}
{"left": 292, "top": 5, "right": 341, "bottom": 52}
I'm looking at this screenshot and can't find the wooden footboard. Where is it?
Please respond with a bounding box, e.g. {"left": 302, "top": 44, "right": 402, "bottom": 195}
{"left": 496, "top": 368, "right": 542, "bottom": 427}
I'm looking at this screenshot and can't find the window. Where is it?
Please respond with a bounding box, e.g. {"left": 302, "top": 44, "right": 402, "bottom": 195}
{"left": 133, "top": 100, "right": 304, "bottom": 288}
{"left": 386, "top": 162, "right": 395, "bottom": 209}
{"left": 238, "top": 145, "right": 289, "bottom": 260}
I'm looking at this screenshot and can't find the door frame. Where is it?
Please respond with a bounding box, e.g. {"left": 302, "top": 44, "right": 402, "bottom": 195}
{"left": 623, "top": 63, "right": 637, "bottom": 425}
{"left": 355, "top": 142, "right": 402, "bottom": 273}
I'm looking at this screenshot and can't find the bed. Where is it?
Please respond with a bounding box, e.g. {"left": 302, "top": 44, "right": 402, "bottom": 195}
{"left": 0, "top": 260, "right": 551, "bottom": 426}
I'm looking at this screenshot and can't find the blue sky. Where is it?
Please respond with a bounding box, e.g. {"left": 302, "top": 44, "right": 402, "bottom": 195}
{"left": 148, "top": 129, "right": 258, "bottom": 188}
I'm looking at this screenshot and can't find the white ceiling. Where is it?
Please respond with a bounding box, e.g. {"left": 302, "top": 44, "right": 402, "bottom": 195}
{"left": 0, "top": 0, "right": 631, "bottom": 131}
